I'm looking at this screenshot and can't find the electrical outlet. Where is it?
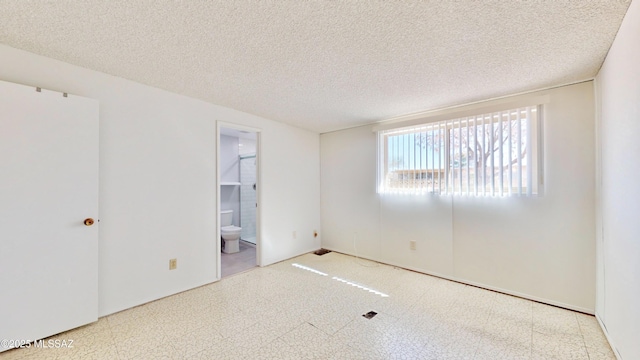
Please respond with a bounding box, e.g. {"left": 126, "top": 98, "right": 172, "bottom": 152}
{"left": 292, "top": 231, "right": 297, "bottom": 239}
{"left": 410, "top": 240, "right": 416, "bottom": 251}
{"left": 169, "top": 258, "right": 177, "bottom": 270}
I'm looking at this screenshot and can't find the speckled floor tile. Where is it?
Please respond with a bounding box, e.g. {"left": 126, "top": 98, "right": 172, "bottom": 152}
{"left": 225, "top": 322, "right": 280, "bottom": 350}
{"left": 0, "top": 251, "right": 618, "bottom": 360}
{"left": 167, "top": 324, "right": 223, "bottom": 358}
{"left": 533, "top": 302, "right": 582, "bottom": 336}
{"left": 474, "top": 333, "right": 531, "bottom": 360}
{"left": 188, "top": 342, "right": 246, "bottom": 360}
{"left": 306, "top": 307, "right": 357, "bottom": 336}
{"left": 532, "top": 330, "right": 590, "bottom": 360}
{"left": 241, "top": 338, "right": 300, "bottom": 360}
{"left": 280, "top": 322, "right": 347, "bottom": 359}
{"left": 106, "top": 304, "right": 154, "bottom": 328}
{"left": 585, "top": 346, "right": 617, "bottom": 360}
{"left": 0, "top": 349, "right": 25, "bottom": 360}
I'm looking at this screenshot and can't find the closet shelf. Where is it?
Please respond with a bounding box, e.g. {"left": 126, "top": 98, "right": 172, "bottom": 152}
{"left": 220, "top": 182, "right": 241, "bottom": 186}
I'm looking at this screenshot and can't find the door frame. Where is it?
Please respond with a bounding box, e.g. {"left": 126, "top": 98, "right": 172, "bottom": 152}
{"left": 216, "top": 121, "right": 262, "bottom": 280}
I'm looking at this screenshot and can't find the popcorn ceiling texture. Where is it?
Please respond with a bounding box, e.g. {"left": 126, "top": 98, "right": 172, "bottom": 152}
{"left": 0, "top": 1, "right": 630, "bottom": 133}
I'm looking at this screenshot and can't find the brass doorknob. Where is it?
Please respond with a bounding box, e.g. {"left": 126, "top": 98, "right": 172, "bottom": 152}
{"left": 84, "top": 218, "right": 94, "bottom": 226}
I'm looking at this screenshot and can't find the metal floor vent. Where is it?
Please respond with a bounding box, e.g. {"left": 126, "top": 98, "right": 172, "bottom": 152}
{"left": 362, "top": 311, "right": 378, "bottom": 319}
{"left": 313, "top": 248, "right": 332, "bottom": 256}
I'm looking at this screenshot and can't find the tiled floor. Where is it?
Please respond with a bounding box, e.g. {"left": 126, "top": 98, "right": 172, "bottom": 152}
{"left": 1, "top": 252, "right": 615, "bottom": 360}
{"left": 221, "top": 240, "right": 257, "bottom": 278}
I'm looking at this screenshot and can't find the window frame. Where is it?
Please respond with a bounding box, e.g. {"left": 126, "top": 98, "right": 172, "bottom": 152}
{"left": 377, "top": 105, "right": 543, "bottom": 197}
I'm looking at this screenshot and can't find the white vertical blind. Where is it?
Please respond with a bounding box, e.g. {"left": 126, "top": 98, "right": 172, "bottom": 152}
{"left": 457, "top": 117, "right": 462, "bottom": 194}
{"left": 466, "top": 117, "right": 470, "bottom": 195}
{"left": 439, "top": 123, "right": 443, "bottom": 193}
{"left": 517, "top": 108, "right": 523, "bottom": 195}
{"left": 526, "top": 107, "right": 533, "bottom": 196}
{"left": 481, "top": 114, "right": 486, "bottom": 196}
{"left": 473, "top": 115, "right": 478, "bottom": 196}
{"left": 378, "top": 105, "right": 539, "bottom": 196}
{"left": 420, "top": 129, "right": 424, "bottom": 193}
{"left": 487, "top": 114, "right": 497, "bottom": 196}
{"left": 508, "top": 110, "right": 513, "bottom": 196}
{"left": 443, "top": 123, "right": 449, "bottom": 194}
{"left": 498, "top": 112, "right": 504, "bottom": 196}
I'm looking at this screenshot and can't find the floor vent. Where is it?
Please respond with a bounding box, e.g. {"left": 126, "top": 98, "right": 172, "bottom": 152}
{"left": 313, "top": 249, "right": 332, "bottom": 256}
{"left": 362, "top": 311, "right": 378, "bottom": 319}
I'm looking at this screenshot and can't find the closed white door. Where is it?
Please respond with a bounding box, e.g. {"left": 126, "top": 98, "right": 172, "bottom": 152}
{"left": 0, "top": 80, "right": 99, "bottom": 351}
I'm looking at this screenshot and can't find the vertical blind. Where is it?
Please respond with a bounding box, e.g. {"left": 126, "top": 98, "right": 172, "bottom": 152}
{"left": 377, "top": 105, "right": 540, "bottom": 196}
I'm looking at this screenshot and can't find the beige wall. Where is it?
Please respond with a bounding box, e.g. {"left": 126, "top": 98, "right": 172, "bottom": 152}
{"left": 321, "top": 81, "right": 596, "bottom": 312}
{"left": 595, "top": 0, "right": 640, "bottom": 358}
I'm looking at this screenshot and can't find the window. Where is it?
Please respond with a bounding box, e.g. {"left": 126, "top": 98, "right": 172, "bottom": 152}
{"left": 377, "top": 105, "right": 541, "bottom": 196}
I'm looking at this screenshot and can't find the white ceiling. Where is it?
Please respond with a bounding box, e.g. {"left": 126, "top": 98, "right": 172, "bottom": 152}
{"left": 0, "top": 1, "right": 631, "bottom": 133}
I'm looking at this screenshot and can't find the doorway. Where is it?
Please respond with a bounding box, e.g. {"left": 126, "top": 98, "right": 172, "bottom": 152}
{"left": 217, "top": 123, "right": 260, "bottom": 279}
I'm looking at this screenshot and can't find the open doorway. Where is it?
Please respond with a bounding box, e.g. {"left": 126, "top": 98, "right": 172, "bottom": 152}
{"left": 217, "top": 123, "right": 260, "bottom": 278}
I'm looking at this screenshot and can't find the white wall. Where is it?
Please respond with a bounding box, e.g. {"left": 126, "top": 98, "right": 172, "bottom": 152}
{"left": 220, "top": 134, "right": 240, "bottom": 183}
{"left": 0, "top": 44, "right": 321, "bottom": 317}
{"left": 595, "top": 0, "right": 640, "bottom": 358}
{"left": 239, "top": 137, "right": 257, "bottom": 156}
{"left": 321, "top": 81, "right": 596, "bottom": 312}
{"left": 220, "top": 134, "right": 240, "bottom": 226}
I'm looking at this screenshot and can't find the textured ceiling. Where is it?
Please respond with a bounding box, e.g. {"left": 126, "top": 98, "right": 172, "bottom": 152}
{"left": 0, "top": 1, "right": 631, "bottom": 133}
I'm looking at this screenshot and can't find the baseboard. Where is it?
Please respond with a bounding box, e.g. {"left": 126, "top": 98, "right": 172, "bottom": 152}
{"left": 596, "top": 313, "right": 622, "bottom": 360}
{"left": 321, "top": 246, "right": 594, "bottom": 314}
{"left": 240, "top": 239, "right": 256, "bottom": 248}
{"left": 261, "top": 246, "right": 321, "bottom": 267}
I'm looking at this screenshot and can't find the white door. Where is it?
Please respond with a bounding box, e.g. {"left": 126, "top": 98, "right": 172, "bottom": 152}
{"left": 0, "top": 80, "right": 99, "bottom": 352}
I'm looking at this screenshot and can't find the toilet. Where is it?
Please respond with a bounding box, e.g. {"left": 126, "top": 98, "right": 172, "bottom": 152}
{"left": 221, "top": 210, "right": 242, "bottom": 254}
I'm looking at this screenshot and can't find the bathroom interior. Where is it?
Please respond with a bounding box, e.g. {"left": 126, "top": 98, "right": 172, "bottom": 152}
{"left": 219, "top": 127, "right": 258, "bottom": 277}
